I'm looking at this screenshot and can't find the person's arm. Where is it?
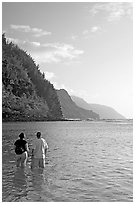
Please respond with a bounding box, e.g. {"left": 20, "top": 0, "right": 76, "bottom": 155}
{"left": 25, "top": 143, "right": 29, "bottom": 152}
{"left": 45, "top": 148, "right": 47, "bottom": 156}
{"left": 44, "top": 143, "right": 48, "bottom": 156}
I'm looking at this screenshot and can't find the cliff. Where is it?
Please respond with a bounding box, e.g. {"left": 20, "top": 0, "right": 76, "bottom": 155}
{"left": 56, "top": 89, "right": 99, "bottom": 120}
{"left": 2, "top": 34, "right": 63, "bottom": 121}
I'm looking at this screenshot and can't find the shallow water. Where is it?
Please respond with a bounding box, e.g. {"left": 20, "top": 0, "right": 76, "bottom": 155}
{"left": 2, "top": 121, "right": 133, "bottom": 201}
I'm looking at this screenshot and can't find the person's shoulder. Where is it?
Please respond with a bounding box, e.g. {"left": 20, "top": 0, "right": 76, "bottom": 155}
{"left": 41, "top": 138, "right": 46, "bottom": 142}
{"left": 42, "top": 138, "right": 48, "bottom": 145}
{"left": 14, "top": 139, "right": 19, "bottom": 145}
{"left": 23, "top": 140, "right": 27, "bottom": 144}
{"left": 41, "top": 138, "right": 46, "bottom": 143}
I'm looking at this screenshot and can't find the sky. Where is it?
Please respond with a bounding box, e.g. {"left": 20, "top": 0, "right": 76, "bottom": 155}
{"left": 2, "top": 1, "right": 133, "bottom": 118}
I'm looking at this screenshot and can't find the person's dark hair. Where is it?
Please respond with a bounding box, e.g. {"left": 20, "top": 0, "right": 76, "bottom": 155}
{"left": 37, "top": 131, "right": 41, "bottom": 139}
{"left": 19, "top": 132, "right": 25, "bottom": 139}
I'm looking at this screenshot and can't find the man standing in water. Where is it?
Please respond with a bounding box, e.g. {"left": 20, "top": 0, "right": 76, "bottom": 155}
{"left": 14, "top": 132, "right": 29, "bottom": 168}
{"left": 31, "top": 131, "right": 48, "bottom": 168}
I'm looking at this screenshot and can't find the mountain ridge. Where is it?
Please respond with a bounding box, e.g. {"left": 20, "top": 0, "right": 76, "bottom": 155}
{"left": 71, "top": 95, "right": 126, "bottom": 119}
{"left": 2, "top": 33, "right": 126, "bottom": 121}
{"left": 56, "top": 89, "right": 99, "bottom": 120}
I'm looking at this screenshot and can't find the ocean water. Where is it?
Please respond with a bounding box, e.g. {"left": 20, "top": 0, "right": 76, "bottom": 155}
{"left": 2, "top": 121, "right": 133, "bottom": 202}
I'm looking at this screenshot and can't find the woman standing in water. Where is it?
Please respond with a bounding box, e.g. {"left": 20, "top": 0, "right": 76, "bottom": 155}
{"left": 14, "top": 132, "right": 29, "bottom": 168}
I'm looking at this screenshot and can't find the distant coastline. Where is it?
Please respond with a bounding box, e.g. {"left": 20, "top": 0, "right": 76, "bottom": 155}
{"left": 2, "top": 118, "right": 132, "bottom": 123}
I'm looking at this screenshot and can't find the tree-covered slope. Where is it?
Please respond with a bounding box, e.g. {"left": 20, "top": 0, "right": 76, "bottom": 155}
{"left": 56, "top": 89, "right": 99, "bottom": 120}
{"left": 2, "top": 34, "right": 63, "bottom": 121}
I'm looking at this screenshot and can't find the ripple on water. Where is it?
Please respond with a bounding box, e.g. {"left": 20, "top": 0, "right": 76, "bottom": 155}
{"left": 2, "top": 121, "right": 133, "bottom": 202}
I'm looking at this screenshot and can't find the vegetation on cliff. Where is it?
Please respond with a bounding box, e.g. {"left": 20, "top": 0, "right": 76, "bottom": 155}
{"left": 2, "top": 34, "right": 63, "bottom": 121}
{"left": 56, "top": 89, "right": 100, "bottom": 120}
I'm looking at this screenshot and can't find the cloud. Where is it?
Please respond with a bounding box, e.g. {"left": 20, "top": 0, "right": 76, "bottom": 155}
{"left": 30, "top": 41, "right": 41, "bottom": 47}
{"left": 6, "top": 37, "right": 26, "bottom": 44}
{"left": 41, "top": 73, "right": 74, "bottom": 93}
{"left": 82, "top": 26, "right": 101, "bottom": 38}
{"left": 10, "top": 24, "right": 51, "bottom": 37}
{"left": 52, "top": 82, "right": 74, "bottom": 94}
{"left": 91, "top": 26, "right": 101, "bottom": 33}
{"left": 52, "top": 82, "right": 67, "bottom": 90}
{"left": 31, "top": 43, "right": 84, "bottom": 64}
{"left": 71, "top": 35, "right": 78, "bottom": 40}
{"left": 10, "top": 25, "right": 31, "bottom": 32}
{"left": 44, "top": 72, "right": 55, "bottom": 80}
{"left": 82, "top": 30, "right": 89, "bottom": 35}
{"left": 6, "top": 37, "right": 41, "bottom": 49}
{"left": 90, "top": 2, "right": 132, "bottom": 21}
{"left": 6, "top": 36, "right": 84, "bottom": 64}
